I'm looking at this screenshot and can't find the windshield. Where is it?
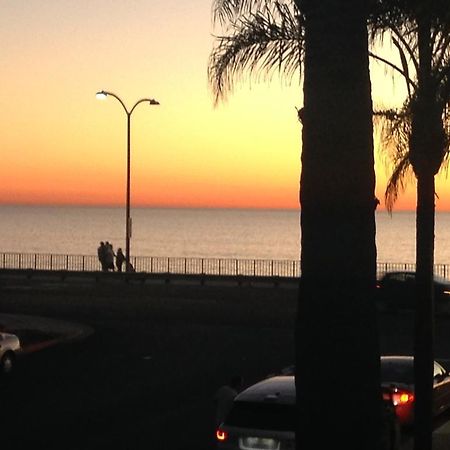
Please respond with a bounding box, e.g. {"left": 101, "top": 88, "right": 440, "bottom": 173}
{"left": 434, "top": 275, "right": 450, "bottom": 286}
{"left": 380, "top": 359, "right": 414, "bottom": 384}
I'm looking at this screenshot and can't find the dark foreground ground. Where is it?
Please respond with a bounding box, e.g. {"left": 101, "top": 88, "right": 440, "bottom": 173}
{"left": 1, "top": 274, "right": 450, "bottom": 450}
{"left": 0, "top": 276, "right": 298, "bottom": 450}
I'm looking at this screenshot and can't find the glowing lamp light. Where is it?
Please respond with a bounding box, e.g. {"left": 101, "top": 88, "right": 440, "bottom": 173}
{"left": 216, "top": 429, "right": 227, "bottom": 441}
{"left": 96, "top": 91, "right": 108, "bottom": 100}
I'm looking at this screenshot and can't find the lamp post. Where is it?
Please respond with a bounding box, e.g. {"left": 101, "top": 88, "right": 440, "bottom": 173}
{"left": 96, "top": 90, "right": 159, "bottom": 272}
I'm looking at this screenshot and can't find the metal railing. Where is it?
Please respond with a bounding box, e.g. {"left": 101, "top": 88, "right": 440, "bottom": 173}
{"left": 0, "top": 252, "right": 449, "bottom": 280}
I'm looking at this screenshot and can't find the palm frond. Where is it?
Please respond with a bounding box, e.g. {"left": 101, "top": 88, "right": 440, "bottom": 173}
{"left": 208, "top": 4, "right": 304, "bottom": 105}
{"left": 212, "top": 0, "right": 287, "bottom": 25}
{"left": 436, "top": 65, "right": 450, "bottom": 108}
{"left": 442, "top": 104, "right": 450, "bottom": 160}
{"left": 392, "top": 37, "right": 414, "bottom": 98}
{"left": 434, "top": 31, "right": 450, "bottom": 82}
{"left": 384, "top": 155, "right": 413, "bottom": 213}
{"left": 390, "top": 25, "right": 420, "bottom": 74}
{"left": 374, "top": 104, "right": 413, "bottom": 212}
{"left": 368, "top": 49, "right": 417, "bottom": 93}
{"left": 369, "top": 1, "right": 450, "bottom": 211}
{"left": 368, "top": 0, "right": 419, "bottom": 39}
{"left": 374, "top": 107, "right": 411, "bottom": 154}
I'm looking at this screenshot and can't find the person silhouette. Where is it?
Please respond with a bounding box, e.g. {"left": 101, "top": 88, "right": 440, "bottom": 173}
{"left": 214, "top": 375, "right": 243, "bottom": 426}
{"left": 104, "top": 241, "right": 115, "bottom": 271}
{"left": 116, "top": 248, "right": 125, "bottom": 272}
{"left": 97, "top": 242, "right": 107, "bottom": 272}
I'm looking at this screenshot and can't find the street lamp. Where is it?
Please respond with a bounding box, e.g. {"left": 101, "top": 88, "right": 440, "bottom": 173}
{"left": 96, "top": 90, "right": 159, "bottom": 272}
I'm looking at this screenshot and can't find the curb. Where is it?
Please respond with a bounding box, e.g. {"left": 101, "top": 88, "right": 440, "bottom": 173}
{"left": 0, "top": 313, "right": 94, "bottom": 353}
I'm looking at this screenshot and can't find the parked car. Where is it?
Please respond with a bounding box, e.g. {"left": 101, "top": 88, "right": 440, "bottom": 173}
{"left": 376, "top": 271, "right": 450, "bottom": 314}
{"left": 216, "top": 375, "right": 399, "bottom": 450}
{"left": 380, "top": 355, "right": 450, "bottom": 427}
{"left": 0, "top": 332, "right": 21, "bottom": 375}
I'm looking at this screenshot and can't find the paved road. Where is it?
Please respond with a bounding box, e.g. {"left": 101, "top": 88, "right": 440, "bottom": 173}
{"left": 0, "top": 278, "right": 296, "bottom": 450}
{"left": 1, "top": 275, "right": 450, "bottom": 449}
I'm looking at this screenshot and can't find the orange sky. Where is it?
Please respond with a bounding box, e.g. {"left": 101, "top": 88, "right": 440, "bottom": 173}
{"left": 0, "top": 1, "right": 448, "bottom": 211}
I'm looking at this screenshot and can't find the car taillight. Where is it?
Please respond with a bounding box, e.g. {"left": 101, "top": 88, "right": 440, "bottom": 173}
{"left": 391, "top": 390, "right": 414, "bottom": 406}
{"left": 216, "top": 429, "right": 228, "bottom": 442}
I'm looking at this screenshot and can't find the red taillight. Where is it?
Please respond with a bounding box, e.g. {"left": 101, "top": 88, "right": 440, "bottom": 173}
{"left": 216, "top": 429, "right": 228, "bottom": 442}
{"left": 392, "top": 390, "right": 414, "bottom": 406}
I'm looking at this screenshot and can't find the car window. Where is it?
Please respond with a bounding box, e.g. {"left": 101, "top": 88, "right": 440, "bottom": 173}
{"left": 434, "top": 275, "right": 450, "bottom": 285}
{"left": 380, "top": 359, "right": 414, "bottom": 384}
{"left": 434, "top": 362, "right": 447, "bottom": 378}
{"left": 387, "top": 273, "right": 405, "bottom": 282}
{"left": 224, "top": 401, "right": 296, "bottom": 432}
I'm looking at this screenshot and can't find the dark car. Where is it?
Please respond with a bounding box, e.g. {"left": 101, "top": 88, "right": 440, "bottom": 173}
{"left": 216, "top": 375, "right": 400, "bottom": 450}
{"left": 381, "top": 355, "right": 450, "bottom": 426}
{"left": 376, "top": 271, "right": 450, "bottom": 314}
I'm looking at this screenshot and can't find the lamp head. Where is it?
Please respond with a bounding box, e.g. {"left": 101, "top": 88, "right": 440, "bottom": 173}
{"left": 149, "top": 99, "right": 160, "bottom": 105}
{"left": 96, "top": 91, "right": 108, "bottom": 99}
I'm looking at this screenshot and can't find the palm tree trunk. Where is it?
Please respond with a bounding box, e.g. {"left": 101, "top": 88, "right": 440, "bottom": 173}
{"left": 414, "top": 172, "right": 435, "bottom": 450}
{"left": 412, "top": 13, "right": 436, "bottom": 450}
{"left": 295, "top": 1, "right": 381, "bottom": 449}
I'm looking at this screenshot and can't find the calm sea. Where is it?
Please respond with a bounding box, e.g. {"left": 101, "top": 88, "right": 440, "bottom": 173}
{"left": 0, "top": 205, "right": 449, "bottom": 264}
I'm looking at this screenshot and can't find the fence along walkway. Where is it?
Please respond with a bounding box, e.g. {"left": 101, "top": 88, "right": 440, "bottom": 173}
{"left": 1, "top": 252, "right": 449, "bottom": 279}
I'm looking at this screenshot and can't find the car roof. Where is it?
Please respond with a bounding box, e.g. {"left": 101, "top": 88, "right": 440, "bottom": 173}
{"left": 236, "top": 376, "right": 295, "bottom": 404}
{"left": 381, "top": 271, "right": 450, "bottom": 285}
{"left": 381, "top": 355, "right": 414, "bottom": 362}
{"left": 0, "top": 332, "right": 16, "bottom": 338}
{"left": 383, "top": 271, "right": 415, "bottom": 276}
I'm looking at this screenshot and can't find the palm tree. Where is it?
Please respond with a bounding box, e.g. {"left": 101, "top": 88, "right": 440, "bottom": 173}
{"left": 371, "top": 6, "right": 450, "bottom": 448}
{"left": 210, "top": 1, "right": 383, "bottom": 449}
{"left": 208, "top": 1, "right": 304, "bottom": 106}
{"left": 294, "top": 2, "right": 382, "bottom": 449}
{"left": 210, "top": 2, "right": 450, "bottom": 447}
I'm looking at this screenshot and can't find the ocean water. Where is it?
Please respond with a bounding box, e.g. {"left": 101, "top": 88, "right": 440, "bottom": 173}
{"left": 0, "top": 205, "right": 449, "bottom": 264}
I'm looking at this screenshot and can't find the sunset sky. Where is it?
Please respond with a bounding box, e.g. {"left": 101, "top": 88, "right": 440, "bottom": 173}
{"left": 1, "top": 0, "right": 449, "bottom": 211}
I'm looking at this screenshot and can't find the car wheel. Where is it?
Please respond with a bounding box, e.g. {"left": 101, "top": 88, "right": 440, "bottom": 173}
{"left": 1, "top": 351, "right": 15, "bottom": 375}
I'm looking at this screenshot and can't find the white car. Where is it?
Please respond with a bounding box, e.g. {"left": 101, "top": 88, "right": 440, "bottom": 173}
{"left": 216, "top": 375, "right": 400, "bottom": 450}
{"left": 0, "top": 332, "right": 21, "bottom": 375}
{"left": 216, "top": 376, "right": 296, "bottom": 450}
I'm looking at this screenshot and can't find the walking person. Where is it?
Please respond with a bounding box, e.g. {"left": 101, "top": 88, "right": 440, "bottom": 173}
{"left": 97, "top": 241, "right": 107, "bottom": 272}
{"left": 105, "top": 241, "right": 115, "bottom": 271}
{"left": 213, "top": 375, "right": 243, "bottom": 427}
{"left": 116, "top": 248, "right": 125, "bottom": 272}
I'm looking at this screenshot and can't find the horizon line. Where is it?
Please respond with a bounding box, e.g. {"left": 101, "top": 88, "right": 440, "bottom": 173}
{"left": 0, "top": 201, "right": 443, "bottom": 213}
